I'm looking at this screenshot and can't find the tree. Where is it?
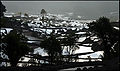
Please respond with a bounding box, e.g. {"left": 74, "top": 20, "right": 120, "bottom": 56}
{"left": 0, "top": 1, "right": 6, "bottom": 17}
{"left": 89, "top": 17, "right": 119, "bottom": 60}
{"left": 40, "top": 9, "right": 48, "bottom": 34}
{"left": 40, "top": 35, "right": 62, "bottom": 64}
{"left": 41, "top": 9, "right": 47, "bottom": 16}
{"left": 24, "top": 13, "right": 29, "bottom": 17}
{"left": 3, "top": 30, "right": 30, "bottom": 66}
{"left": 17, "top": 12, "right": 22, "bottom": 17}
{"left": 1, "top": 17, "right": 22, "bottom": 29}
{"left": 40, "top": 9, "right": 47, "bottom": 24}
{"left": 61, "top": 30, "right": 79, "bottom": 62}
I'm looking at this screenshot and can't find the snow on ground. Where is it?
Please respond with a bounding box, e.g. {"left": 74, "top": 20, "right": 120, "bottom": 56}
{"left": 113, "top": 27, "right": 119, "bottom": 30}
{"left": 1, "top": 13, "right": 98, "bottom": 66}
{"left": 34, "top": 47, "right": 48, "bottom": 56}
{"left": 4, "top": 12, "right": 15, "bottom": 18}
{"left": 29, "top": 14, "right": 39, "bottom": 17}
{"left": 0, "top": 28, "right": 13, "bottom": 34}
{"left": 75, "top": 32, "right": 86, "bottom": 35}
{"left": 0, "top": 52, "right": 9, "bottom": 66}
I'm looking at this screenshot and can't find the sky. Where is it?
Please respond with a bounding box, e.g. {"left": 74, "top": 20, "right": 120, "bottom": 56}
{"left": 2, "top": 1, "right": 119, "bottom": 21}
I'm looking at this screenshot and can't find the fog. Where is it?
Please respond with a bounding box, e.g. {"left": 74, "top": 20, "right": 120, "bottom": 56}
{"left": 2, "top": 1, "right": 119, "bottom": 21}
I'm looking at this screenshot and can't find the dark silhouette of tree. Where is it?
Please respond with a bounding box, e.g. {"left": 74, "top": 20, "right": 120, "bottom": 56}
{"left": 1, "top": 17, "right": 22, "bottom": 28}
{"left": 41, "top": 9, "right": 47, "bottom": 16}
{"left": 24, "top": 13, "right": 29, "bottom": 18}
{"left": 0, "top": 1, "right": 6, "bottom": 17}
{"left": 61, "top": 30, "right": 79, "bottom": 62}
{"left": 40, "top": 35, "right": 62, "bottom": 64}
{"left": 89, "top": 17, "right": 119, "bottom": 60}
{"left": 40, "top": 9, "right": 48, "bottom": 34}
{"left": 41, "top": 9, "right": 47, "bottom": 24}
{"left": 3, "top": 30, "right": 30, "bottom": 66}
{"left": 17, "top": 12, "right": 22, "bottom": 17}
{"left": 62, "top": 34, "right": 79, "bottom": 55}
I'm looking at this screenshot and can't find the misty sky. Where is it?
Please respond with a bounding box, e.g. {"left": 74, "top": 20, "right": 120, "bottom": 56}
{"left": 2, "top": 1, "right": 119, "bottom": 21}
